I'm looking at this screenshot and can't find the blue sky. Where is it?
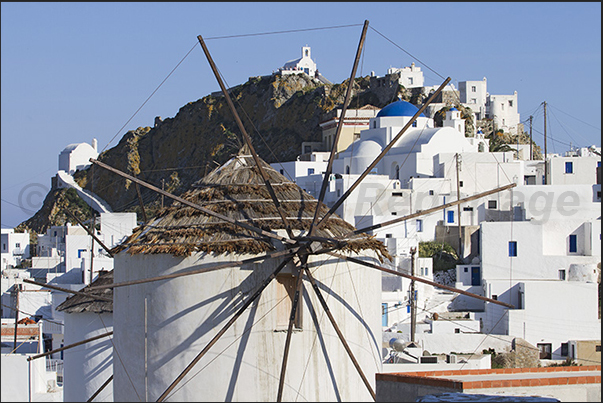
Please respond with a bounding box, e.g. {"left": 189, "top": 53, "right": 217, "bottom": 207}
{"left": 2, "top": 2, "right": 601, "bottom": 228}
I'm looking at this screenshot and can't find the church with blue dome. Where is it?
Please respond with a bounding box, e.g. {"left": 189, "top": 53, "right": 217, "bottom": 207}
{"left": 333, "top": 98, "right": 487, "bottom": 183}
{"left": 376, "top": 100, "right": 426, "bottom": 118}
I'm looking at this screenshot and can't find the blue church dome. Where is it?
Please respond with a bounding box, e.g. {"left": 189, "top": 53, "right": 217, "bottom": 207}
{"left": 376, "top": 100, "right": 425, "bottom": 118}
{"left": 449, "top": 107, "right": 458, "bottom": 111}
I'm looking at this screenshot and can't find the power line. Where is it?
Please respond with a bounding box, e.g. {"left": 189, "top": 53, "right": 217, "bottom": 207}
{"left": 369, "top": 26, "right": 446, "bottom": 81}
{"left": 548, "top": 104, "right": 601, "bottom": 131}
{"left": 100, "top": 41, "right": 199, "bottom": 154}
{"left": 204, "top": 24, "right": 363, "bottom": 41}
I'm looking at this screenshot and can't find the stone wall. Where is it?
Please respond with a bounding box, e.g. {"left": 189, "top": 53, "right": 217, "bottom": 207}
{"left": 492, "top": 338, "right": 540, "bottom": 368}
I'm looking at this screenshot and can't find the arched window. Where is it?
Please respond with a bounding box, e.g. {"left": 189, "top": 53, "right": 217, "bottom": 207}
{"left": 345, "top": 165, "right": 350, "bottom": 174}
{"left": 395, "top": 165, "right": 400, "bottom": 180}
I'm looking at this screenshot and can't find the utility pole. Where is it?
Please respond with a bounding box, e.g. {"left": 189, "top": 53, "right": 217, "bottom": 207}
{"left": 409, "top": 247, "right": 417, "bottom": 343}
{"left": 455, "top": 153, "right": 463, "bottom": 261}
{"left": 543, "top": 102, "right": 548, "bottom": 184}
{"left": 13, "top": 284, "right": 20, "bottom": 352}
{"left": 89, "top": 215, "right": 95, "bottom": 284}
{"left": 529, "top": 115, "right": 533, "bottom": 160}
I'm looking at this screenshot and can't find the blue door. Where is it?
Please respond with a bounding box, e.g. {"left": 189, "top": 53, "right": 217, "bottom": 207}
{"left": 382, "top": 303, "right": 388, "bottom": 327}
{"left": 471, "top": 267, "right": 481, "bottom": 286}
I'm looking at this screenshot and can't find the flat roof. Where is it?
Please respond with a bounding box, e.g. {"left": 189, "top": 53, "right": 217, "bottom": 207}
{"left": 377, "top": 365, "right": 601, "bottom": 390}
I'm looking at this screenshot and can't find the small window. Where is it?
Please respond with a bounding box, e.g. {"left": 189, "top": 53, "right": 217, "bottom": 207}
{"left": 459, "top": 181, "right": 463, "bottom": 187}
{"left": 488, "top": 200, "right": 497, "bottom": 209}
{"left": 391, "top": 212, "right": 397, "bottom": 216}
{"left": 429, "top": 190, "right": 434, "bottom": 196}
{"left": 569, "top": 234, "right": 577, "bottom": 253}
{"left": 280, "top": 169, "right": 284, "bottom": 175}
{"left": 471, "top": 86, "right": 476, "bottom": 92}
{"left": 463, "top": 207, "right": 473, "bottom": 211}
{"left": 412, "top": 121, "right": 417, "bottom": 127}
{"left": 561, "top": 343, "right": 569, "bottom": 357}
{"left": 385, "top": 234, "right": 392, "bottom": 238}
{"left": 447, "top": 211, "right": 455, "bottom": 223}
{"left": 508, "top": 241, "right": 517, "bottom": 257}
{"left": 464, "top": 267, "right": 468, "bottom": 273}
{"left": 416, "top": 219, "right": 423, "bottom": 232}
{"left": 508, "top": 100, "right": 513, "bottom": 107}
{"left": 454, "top": 328, "right": 460, "bottom": 333}
{"left": 596, "top": 345, "right": 601, "bottom": 352}
{"left": 420, "top": 267, "right": 424, "bottom": 275}
{"left": 2, "top": 243, "right": 6, "bottom": 251}
{"left": 307, "top": 168, "right": 315, "bottom": 175}
{"left": 392, "top": 192, "right": 403, "bottom": 197}
{"left": 565, "top": 161, "right": 573, "bottom": 174}
{"left": 558, "top": 269, "right": 566, "bottom": 280}
{"left": 492, "top": 295, "right": 498, "bottom": 300}
{"left": 424, "top": 267, "right": 428, "bottom": 276}
{"left": 15, "top": 243, "right": 20, "bottom": 248}
{"left": 537, "top": 343, "right": 552, "bottom": 359}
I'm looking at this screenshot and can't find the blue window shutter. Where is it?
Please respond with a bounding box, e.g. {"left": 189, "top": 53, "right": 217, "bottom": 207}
{"left": 508, "top": 241, "right": 517, "bottom": 257}
{"left": 569, "top": 235, "right": 577, "bottom": 253}
{"left": 565, "top": 162, "right": 573, "bottom": 174}
{"left": 447, "top": 210, "right": 454, "bottom": 223}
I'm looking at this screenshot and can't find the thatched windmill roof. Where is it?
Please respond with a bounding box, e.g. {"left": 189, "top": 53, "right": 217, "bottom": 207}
{"left": 56, "top": 270, "right": 113, "bottom": 314}
{"left": 113, "top": 152, "right": 390, "bottom": 261}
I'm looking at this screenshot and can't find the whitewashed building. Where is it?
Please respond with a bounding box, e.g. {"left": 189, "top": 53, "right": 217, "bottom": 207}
{"left": 58, "top": 139, "right": 98, "bottom": 175}
{"left": 387, "top": 62, "right": 425, "bottom": 89}
{"left": 34, "top": 212, "right": 137, "bottom": 285}
{"left": 1, "top": 228, "right": 30, "bottom": 270}
{"left": 279, "top": 45, "right": 317, "bottom": 78}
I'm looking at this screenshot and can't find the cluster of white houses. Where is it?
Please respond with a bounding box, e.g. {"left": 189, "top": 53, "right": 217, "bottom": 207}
{"left": 1, "top": 50, "right": 600, "bottom": 402}
{"left": 273, "top": 96, "right": 600, "bottom": 362}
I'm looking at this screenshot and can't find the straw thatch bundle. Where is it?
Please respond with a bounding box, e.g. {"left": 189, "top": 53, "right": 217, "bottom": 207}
{"left": 113, "top": 153, "right": 391, "bottom": 262}
{"left": 56, "top": 270, "right": 113, "bottom": 314}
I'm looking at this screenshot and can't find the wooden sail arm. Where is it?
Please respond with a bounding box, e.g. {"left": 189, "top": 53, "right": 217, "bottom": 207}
{"left": 276, "top": 259, "right": 306, "bottom": 402}
{"left": 309, "top": 20, "right": 369, "bottom": 237}
{"left": 27, "top": 331, "right": 113, "bottom": 361}
{"left": 87, "top": 375, "right": 113, "bottom": 402}
{"left": 197, "top": 34, "right": 295, "bottom": 240}
{"left": 304, "top": 266, "right": 376, "bottom": 401}
{"left": 314, "top": 76, "right": 452, "bottom": 232}
{"left": 89, "top": 158, "right": 296, "bottom": 246}
{"left": 22, "top": 278, "right": 112, "bottom": 302}
{"left": 346, "top": 183, "right": 517, "bottom": 237}
{"left": 156, "top": 255, "right": 295, "bottom": 402}
{"left": 329, "top": 252, "right": 515, "bottom": 309}
{"left": 85, "top": 246, "right": 301, "bottom": 291}
{"left": 63, "top": 206, "right": 114, "bottom": 257}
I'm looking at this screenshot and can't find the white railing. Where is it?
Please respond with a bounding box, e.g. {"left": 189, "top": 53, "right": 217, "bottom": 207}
{"left": 46, "top": 358, "right": 63, "bottom": 373}
{"left": 46, "top": 358, "right": 64, "bottom": 384}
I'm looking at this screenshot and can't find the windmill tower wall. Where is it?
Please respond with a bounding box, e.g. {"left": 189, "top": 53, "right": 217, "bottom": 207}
{"left": 112, "top": 248, "right": 382, "bottom": 401}
{"left": 63, "top": 312, "right": 113, "bottom": 401}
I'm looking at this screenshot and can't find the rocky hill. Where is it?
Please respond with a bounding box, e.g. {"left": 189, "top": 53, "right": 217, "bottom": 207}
{"left": 19, "top": 72, "right": 413, "bottom": 232}
{"left": 18, "top": 71, "right": 539, "bottom": 234}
